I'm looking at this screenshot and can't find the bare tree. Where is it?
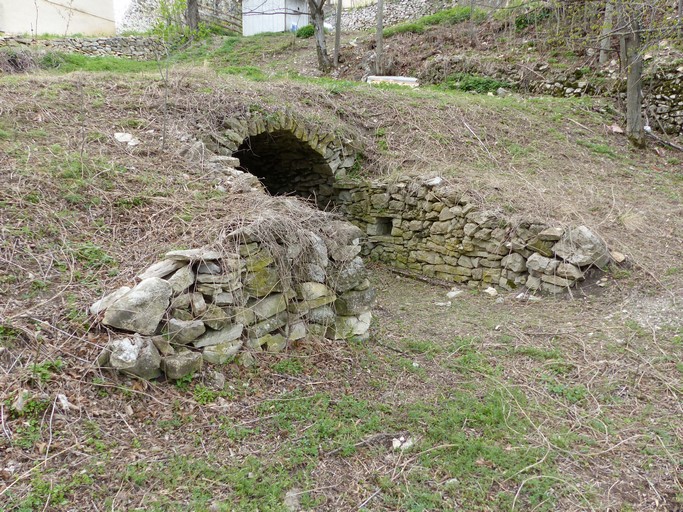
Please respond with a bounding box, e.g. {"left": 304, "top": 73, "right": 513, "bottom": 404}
{"left": 375, "top": 0, "right": 384, "bottom": 75}
{"left": 308, "top": 0, "right": 332, "bottom": 71}
{"left": 599, "top": 0, "right": 614, "bottom": 64}
{"left": 621, "top": 11, "right": 645, "bottom": 147}
{"left": 334, "top": 0, "right": 343, "bottom": 66}
{"left": 187, "top": 0, "right": 200, "bottom": 32}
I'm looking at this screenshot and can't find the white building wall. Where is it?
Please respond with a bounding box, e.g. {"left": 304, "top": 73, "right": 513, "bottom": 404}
{"left": 242, "top": 0, "right": 308, "bottom": 36}
{"left": 0, "top": 0, "right": 115, "bottom": 36}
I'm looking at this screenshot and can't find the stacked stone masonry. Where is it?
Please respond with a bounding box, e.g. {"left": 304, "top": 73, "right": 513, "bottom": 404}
{"left": 1, "top": 36, "right": 166, "bottom": 60}
{"left": 93, "top": 231, "right": 375, "bottom": 381}
{"left": 334, "top": 177, "right": 612, "bottom": 292}
{"left": 202, "top": 113, "right": 357, "bottom": 208}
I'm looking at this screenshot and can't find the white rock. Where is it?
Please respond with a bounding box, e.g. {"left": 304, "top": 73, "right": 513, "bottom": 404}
{"left": 483, "top": 287, "right": 498, "bottom": 297}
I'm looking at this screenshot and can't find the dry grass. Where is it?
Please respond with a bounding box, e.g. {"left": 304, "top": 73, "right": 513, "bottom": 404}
{"left": 0, "top": 69, "right": 682, "bottom": 511}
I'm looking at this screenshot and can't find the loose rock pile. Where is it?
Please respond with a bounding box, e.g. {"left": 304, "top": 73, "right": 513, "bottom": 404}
{"left": 93, "top": 223, "right": 375, "bottom": 381}
{"left": 335, "top": 177, "right": 614, "bottom": 293}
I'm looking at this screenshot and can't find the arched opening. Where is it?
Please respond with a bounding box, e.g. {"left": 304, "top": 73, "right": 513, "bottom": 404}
{"left": 233, "top": 130, "right": 336, "bottom": 208}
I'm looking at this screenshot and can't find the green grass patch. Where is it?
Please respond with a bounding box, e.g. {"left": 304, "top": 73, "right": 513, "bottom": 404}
{"left": 439, "top": 72, "right": 512, "bottom": 94}
{"left": 384, "top": 6, "right": 486, "bottom": 37}
{"left": 39, "top": 52, "right": 157, "bottom": 73}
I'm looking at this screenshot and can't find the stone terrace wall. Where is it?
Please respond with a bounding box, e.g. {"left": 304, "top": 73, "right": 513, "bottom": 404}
{"left": 1, "top": 36, "right": 165, "bottom": 60}
{"left": 334, "top": 177, "right": 613, "bottom": 293}
{"left": 92, "top": 224, "right": 375, "bottom": 381}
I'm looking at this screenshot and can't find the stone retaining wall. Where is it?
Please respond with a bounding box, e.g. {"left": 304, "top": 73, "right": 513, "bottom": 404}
{"left": 0, "top": 36, "right": 165, "bottom": 60}
{"left": 93, "top": 223, "right": 374, "bottom": 381}
{"left": 334, "top": 177, "right": 613, "bottom": 293}
{"left": 420, "top": 56, "right": 683, "bottom": 136}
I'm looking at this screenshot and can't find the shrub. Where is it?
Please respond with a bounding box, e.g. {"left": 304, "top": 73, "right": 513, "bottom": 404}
{"left": 440, "top": 73, "right": 512, "bottom": 94}
{"left": 0, "top": 49, "right": 37, "bottom": 73}
{"left": 296, "top": 24, "right": 315, "bottom": 38}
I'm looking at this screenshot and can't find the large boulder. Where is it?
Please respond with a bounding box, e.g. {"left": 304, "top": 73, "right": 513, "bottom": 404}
{"left": 102, "top": 278, "right": 172, "bottom": 335}
{"left": 553, "top": 226, "right": 611, "bottom": 268}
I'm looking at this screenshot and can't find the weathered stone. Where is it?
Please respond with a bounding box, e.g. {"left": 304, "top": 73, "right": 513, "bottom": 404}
{"left": 335, "top": 288, "right": 376, "bottom": 315}
{"left": 527, "top": 238, "right": 555, "bottom": 258}
{"left": 526, "top": 253, "right": 560, "bottom": 274}
{"left": 301, "top": 263, "right": 326, "bottom": 283}
{"left": 171, "top": 292, "right": 192, "bottom": 310}
{"left": 194, "top": 323, "right": 243, "bottom": 348}
{"left": 329, "top": 257, "right": 367, "bottom": 292}
{"left": 165, "top": 249, "right": 221, "bottom": 262}
{"left": 246, "top": 312, "right": 288, "bottom": 338}
{"left": 108, "top": 335, "right": 162, "bottom": 380}
{"left": 191, "top": 293, "right": 207, "bottom": 315}
{"left": 202, "top": 339, "right": 244, "bottom": 364}
{"left": 307, "top": 305, "right": 335, "bottom": 324}
{"left": 353, "top": 279, "right": 371, "bottom": 291}
{"left": 327, "top": 312, "right": 372, "bottom": 340}
{"left": 233, "top": 306, "right": 257, "bottom": 326}
{"left": 250, "top": 293, "right": 287, "bottom": 320}
{"left": 137, "top": 259, "right": 185, "bottom": 280}
{"left": 164, "top": 318, "right": 206, "bottom": 344}
{"left": 289, "top": 294, "right": 337, "bottom": 314}
{"left": 330, "top": 244, "right": 362, "bottom": 262}
{"left": 555, "top": 263, "right": 584, "bottom": 280}
{"left": 196, "top": 272, "right": 242, "bottom": 291}
{"left": 244, "top": 267, "right": 281, "bottom": 297}
{"left": 161, "top": 351, "right": 202, "bottom": 380}
{"left": 285, "top": 320, "right": 307, "bottom": 340}
{"left": 90, "top": 286, "right": 131, "bottom": 315}
{"left": 501, "top": 253, "right": 526, "bottom": 273}
{"left": 197, "top": 261, "right": 222, "bottom": 274}
{"left": 102, "top": 278, "right": 172, "bottom": 335}
{"left": 538, "top": 227, "right": 564, "bottom": 241}
{"left": 540, "top": 274, "right": 574, "bottom": 287}
{"left": 308, "top": 233, "right": 329, "bottom": 268}
{"left": 541, "top": 282, "right": 566, "bottom": 294}
{"left": 256, "top": 333, "right": 287, "bottom": 353}
{"left": 167, "top": 264, "right": 195, "bottom": 294}
{"left": 553, "top": 226, "right": 611, "bottom": 268}
{"left": 172, "top": 308, "right": 193, "bottom": 321}
{"left": 237, "top": 351, "right": 257, "bottom": 367}
{"left": 525, "top": 275, "right": 541, "bottom": 290}
{"left": 213, "top": 292, "right": 235, "bottom": 305}
{"left": 201, "top": 304, "right": 230, "bottom": 330}
{"left": 151, "top": 335, "right": 175, "bottom": 356}
{"left": 296, "top": 282, "right": 334, "bottom": 301}
{"left": 244, "top": 251, "right": 274, "bottom": 272}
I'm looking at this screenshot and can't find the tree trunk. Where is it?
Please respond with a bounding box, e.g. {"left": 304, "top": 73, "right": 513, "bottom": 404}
{"left": 375, "top": 0, "right": 384, "bottom": 75}
{"left": 469, "top": 0, "right": 477, "bottom": 48}
{"left": 334, "top": 0, "right": 342, "bottom": 66}
{"left": 186, "top": 0, "right": 199, "bottom": 32}
{"left": 599, "top": 0, "right": 614, "bottom": 65}
{"left": 308, "top": 0, "right": 331, "bottom": 72}
{"left": 623, "top": 16, "right": 645, "bottom": 148}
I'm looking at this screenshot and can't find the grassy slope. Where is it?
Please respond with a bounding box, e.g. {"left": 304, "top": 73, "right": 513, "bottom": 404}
{"left": 0, "top": 40, "right": 682, "bottom": 512}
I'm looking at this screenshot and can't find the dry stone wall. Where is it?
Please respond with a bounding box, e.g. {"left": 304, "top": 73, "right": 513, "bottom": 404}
{"left": 334, "top": 177, "right": 613, "bottom": 293}
{"left": 1, "top": 36, "right": 165, "bottom": 60}
{"left": 92, "top": 225, "right": 374, "bottom": 381}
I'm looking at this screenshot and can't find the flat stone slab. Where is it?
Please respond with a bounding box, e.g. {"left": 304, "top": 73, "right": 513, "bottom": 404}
{"left": 367, "top": 76, "right": 419, "bottom": 87}
{"left": 165, "top": 249, "right": 222, "bottom": 261}
{"left": 193, "top": 323, "right": 244, "bottom": 348}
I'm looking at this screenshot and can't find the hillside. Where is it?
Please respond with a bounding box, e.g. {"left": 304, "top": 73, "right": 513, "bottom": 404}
{"left": 0, "top": 19, "right": 682, "bottom": 512}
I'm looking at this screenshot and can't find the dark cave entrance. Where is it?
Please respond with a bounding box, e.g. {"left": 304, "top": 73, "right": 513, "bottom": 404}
{"left": 233, "top": 130, "right": 336, "bottom": 208}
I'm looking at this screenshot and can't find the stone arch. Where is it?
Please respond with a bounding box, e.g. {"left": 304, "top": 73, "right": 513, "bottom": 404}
{"left": 203, "top": 113, "right": 356, "bottom": 208}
